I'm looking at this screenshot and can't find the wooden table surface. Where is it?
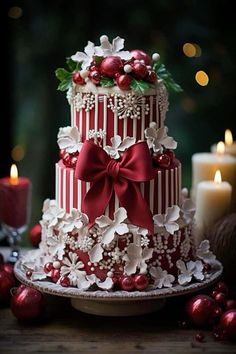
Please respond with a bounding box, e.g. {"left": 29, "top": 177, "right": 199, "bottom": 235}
{"left": 1, "top": 248, "right": 236, "bottom": 354}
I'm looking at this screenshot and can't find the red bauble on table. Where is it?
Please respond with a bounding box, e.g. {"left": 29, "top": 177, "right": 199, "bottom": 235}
{"left": 11, "top": 285, "right": 45, "bottom": 320}
{"left": 220, "top": 310, "right": 236, "bottom": 340}
{"left": 116, "top": 74, "right": 132, "bottom": 90}
{"left": 186, "top": 295, "right": 216, "bottom": 326}
{"left": 132, "top": 62, "right": 148, "bottom": 79}
{"left": 0, "top": 270, "right": 15, "bottom": 305}
{"left": 100, "top": 56, "right": 123, "bottom": 78}
{"left": 29, "top": 223, "right": 42, "bottom": 247}
{"left": 226, "top": 299, "right": 236, "bottom": 310}
{"left": 72, "top": 71, "right": 85, "bottom": 85}
{"left": 130, "top": 49, "right": 151, "bottom": 65}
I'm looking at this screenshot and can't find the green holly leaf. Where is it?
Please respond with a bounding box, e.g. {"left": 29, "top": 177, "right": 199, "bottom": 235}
{"left": 153, "top": 62, "right": 183, "bottom": 93}
{"left": 57, "top": 79, "right": 72, "bottom": 91}
{"left": 100, "top": 77, "right": 114, "bottom": 87}
{"left": 55, "top": 68, "right": 71, "bottom": 82}
{"left": 66, "top": 58, "right": 81, "bottom": 72}
{"left": 94, "top": 56, "right": 103, "bottom": 65}
{"left": 130, "top": 79, "right": 153, "bottom": 93}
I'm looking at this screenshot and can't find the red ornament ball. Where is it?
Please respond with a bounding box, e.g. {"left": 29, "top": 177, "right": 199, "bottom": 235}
{"left": 88, "top": 70, "right": 101, "bottom": 85}
{"left": 130, "top": 49, "right": 151, "bottom": 65}
{"left": 186, "top": 294, "right": 216, "bottom": 326}
{"left": 29, "top": 223, "right": 42, "bottom": 247}
{"left": 0, "top": 270, "right": 15, "bottom": 305}
{"left": 164, "top": 149, "right": 175, "bottom": 163}
{"left": 120, "top": 276, "right": 135, "bottom": 291}
{"left": 72, "top": 71, "right": 85, "bottom": 85}
{"left": 100, "top": 56, "right": 123, "bottom": 78}
{"left": 51, "top": 268, "right": 60, "bottom": 283}
{"left": 215, "top": 281, "right": 228, "bottom": 295}
{"left": 70, "top": 156, "right": 78, "bottom": 169}
{"left": 26, "top": 270, "right": 32, "bottom": 279}
{"left": 10, "top": 285, "right": 45, "bottom": 321}
{"left": 132, "top": 62, "right": 148, "bottom": 79}
{"left": 116, "top": 74, "right": 132, "bottom": 90}
{"left": 213, "top": 306, "right": 223, "bottom": 319}
{"left": 226, "top": 299, "right": 236, "bottom": 310}
{"left": 134, "top": 274, "right": 149, "bottom": 290}
{"left": 153, "top": 153, "right": 171, "bottom": 168}
{"left": 2, "top": 263, "right": 14, "bottom": 278}
{"left": 60, "top": 276, "right": 70, "bottom": 287}
{"left": 146, "top": 70, "right": 157, "bottom": 83}
{"left": 220, "top": 310, "right": 236, "bottom": 340}
{"left": 44, "top": 262, "right": 53, "bottom": 273}
{"left": 62, "top": 152, "right": 72, "bottom": 167}
{"left": 214, "top": 292, "right": 227, "bottom": 305}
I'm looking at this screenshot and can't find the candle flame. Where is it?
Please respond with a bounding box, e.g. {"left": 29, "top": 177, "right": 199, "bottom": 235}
{"left": 216, "top": 141, "right": 225, "bottom": 154}
{"left": 214, "top": 170, "right": 222, "bottom": 184}
{"left": 225, "top": 129, "right": 233, "bottom": 146}
{"left": 10, "top": 164, "right": 18, "bottom": 185}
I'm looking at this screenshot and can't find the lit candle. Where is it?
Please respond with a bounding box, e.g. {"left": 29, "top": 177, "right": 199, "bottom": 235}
{"left": 0, "top": 164, "right": 31, "bottom": 230}
{"left": 195, "top": 170, "right": 232, "bottom": 243}
{"left": 211, "top": 129, "right": 236, "bottom": 157}
{"left": 191, "top": 143, "right": 236, "bottom": 210}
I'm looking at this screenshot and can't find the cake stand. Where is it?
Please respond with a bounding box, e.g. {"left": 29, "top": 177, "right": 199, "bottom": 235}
{"left": 14, "top": 260, "right": 222, "bottom": 316}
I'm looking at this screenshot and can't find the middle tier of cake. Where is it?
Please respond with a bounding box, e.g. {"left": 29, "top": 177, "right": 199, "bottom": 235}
{"left": 55, "top": 159, "right": 182, "bottom": 219}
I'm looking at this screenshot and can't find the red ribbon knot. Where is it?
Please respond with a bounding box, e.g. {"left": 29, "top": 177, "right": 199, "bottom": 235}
{"left": 75, "top": 140, "right": 155, "bottom": 234}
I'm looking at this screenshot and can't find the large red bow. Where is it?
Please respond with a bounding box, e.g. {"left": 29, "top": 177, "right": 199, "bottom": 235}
{"left": 75, "top": 140, "right": 155, "bottom": 234}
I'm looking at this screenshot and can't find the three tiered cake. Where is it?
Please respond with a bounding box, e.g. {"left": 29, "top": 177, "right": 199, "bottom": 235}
{"left": 21, "top": 35, "right": 219, "bottom": 292}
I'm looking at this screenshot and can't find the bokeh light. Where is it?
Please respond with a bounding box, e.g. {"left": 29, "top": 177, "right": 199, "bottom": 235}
{"left": 8, "top": 6, "right": 23, "bottom": 19}
{"left": 183, "top": 43, "right": 202, "bottom": 58}
{"left": 195, "top": 70, "right": 209, "bottom": 86}
{"left": 11, "top": 144, "right": 25, "bottom": 161}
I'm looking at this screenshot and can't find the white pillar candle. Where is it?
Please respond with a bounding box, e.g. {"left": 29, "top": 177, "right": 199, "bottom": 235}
{"left": 195, "top": 170, "right": 232, "bottom": 243}
{"left": 191, "top": 152, "right": 236, "bottom": 210}
{"left": 211, "top": 130, "right": 236, "bottom": 157}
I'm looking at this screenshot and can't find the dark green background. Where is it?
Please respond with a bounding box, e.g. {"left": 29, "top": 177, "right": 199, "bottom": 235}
{"left": 1, "top": 0, "right": 236, "bottom": 229}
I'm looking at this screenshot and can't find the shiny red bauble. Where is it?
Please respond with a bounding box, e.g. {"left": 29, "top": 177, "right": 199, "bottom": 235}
{"left": 29, "top": 223, "right": 42, "bottom": 247}
{"left": 2, "top": 263, "right": 14, "bottom": 278}
{"left": 134, "top": 274, "right": 149, "bottom": 290}
{"left": 214, "top": 292, "right": 227, "bottom": 305}
{"left": 10, "top": 285, "right": 45, "bottom": 320}
{"left": 26, "top": 270, "right": 32, "bottom": 279}
{"left": 186, "top": 295, "right": 216, "bottom": 326}
{"left": 132, "top": 62, "right": 148, "bottom": 79}
{"left": 153, "top": 153, "right": 171, "bottom": 168}
{"left": 44, "top": 262, "right": 53, "bottom": 273}
{"left": 130, "top": 49, "right": 151, "bottom": 65}
{"left": 88, "top": 70, "right": 101, "bottom": 85}
{"left": 120, "top": 276, "right": 135, "bottom": 291}
{"left": 100, "top": 56, "right": 123, "bottom": 78}
{"left": 164, "top": 149, "right": 175, "bottom": 163}
{"left": 215, "top": 281, "right": 228, "bottom": 295}
{"left": 220, "top": 310, "right": 236, "bottom": 340}
{"left": 0, "top": 270, "right": 15, "bottom": 305}
{"left": 62, "top": 152, "right": 72, "bottom": 167}
{"left": 60, "top": 276, "right": 70, "bottom": 287}
{"left": 146, "top": 70, "right": 157, "bottom": 83}
{"left": 72, "top": 71, "right": 85, "bottom": 85}
{"left": 213, "top": 306, "right": 223, "bottom": 319}
{"left": 51, "top": 268, "right": 60, "bottom": 283}
{"left": 226, "top": 299, "right": 236, "bottom": 310}
{"left": 116, "top": 74, "right": 132, "bottom": 90}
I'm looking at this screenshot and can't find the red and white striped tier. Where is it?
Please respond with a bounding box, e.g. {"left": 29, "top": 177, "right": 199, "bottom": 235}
{"left": 55, "top": 159, "right": 182, "bottom": 218}
{"left": 70, "top": 88, "right": 167, "bottom": 145}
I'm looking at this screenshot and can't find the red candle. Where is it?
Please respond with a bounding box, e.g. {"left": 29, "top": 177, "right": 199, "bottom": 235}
{"left": 0, "top": 164, "right": 31, "bottom": 229}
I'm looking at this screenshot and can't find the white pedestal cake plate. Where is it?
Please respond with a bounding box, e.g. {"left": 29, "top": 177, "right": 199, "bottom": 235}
{"left": 14, "top": 260, "right": 222, "bottom": 316}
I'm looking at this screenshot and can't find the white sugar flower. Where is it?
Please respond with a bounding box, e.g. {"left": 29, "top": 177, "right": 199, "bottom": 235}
{"left": 71, "top": 41, "right": 103, "bottom": 70}
{"left": 42, "top": 202, "right": 65, "bottom": 228}
{"left": 176, "top": 259, "right": 204, "bottom": 286}
{"left": 181, "top": 198, "right": 195, "bottom": 224}
{"left": 145, "top": 123, "right": 177, "bottom": 153}
{"left": 62, "top": 209, "right": 89, "bottom": 233}
{"left": 21, "top": 250, "right": 52, "bottom": 281}
{"left": 95, "top": 207, "right": 129, "bottom": 245}
{"left": 104, "top": 135, "right": 136, "bottom": 159}
{"left": 153, "top": 205, "right": 180, "bottom": 235}
{"left": 60, "top": 252, "right": 85, "bottom": 286}
{"left": 84, "top": 274, "right": 113, "bottom": 291}
{"left": 88, "top": 243, "right": 104, "bottom": 263}
{"left": 128, "top": 224, "right": 149, "bottom": 246}
{"left": 196, "top": 240, "right": 216, "bottom": 265}
{"left": 124, "top": 243, "right": 153, "bottom": 275}
{"left": 150, "top": 266, "right": 175, "bottom": 288}
{"left": 57, "top": 126, "right": 83, "bottom": 154}
{"left": 99, "top": 35, "right": 132, "bottom": 60}
{"left": 47, "top": 230, "right": 67, "bottom": 260}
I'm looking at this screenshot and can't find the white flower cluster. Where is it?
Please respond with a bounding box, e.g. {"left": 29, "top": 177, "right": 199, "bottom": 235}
{"left": 145, "top": 122, "right": 177, "bottom": 153}
{"left": 57, "top": 126, "right": 83, "bottom": 153}
{"left": 88, "top": 129, "right": 106, "bottom": 141}
{"left": 108, "top": 93, "right": 150, "bottom": 119}
{"left": 104, "top": 135, "right": 135, "bottom": 159}
{"left": 74, "top": 92, "right": 95, "bottom": 112}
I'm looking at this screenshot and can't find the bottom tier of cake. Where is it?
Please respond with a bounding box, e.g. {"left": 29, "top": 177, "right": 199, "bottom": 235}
{"left": 21, "top": 199, "right": 220, "bottom": 292}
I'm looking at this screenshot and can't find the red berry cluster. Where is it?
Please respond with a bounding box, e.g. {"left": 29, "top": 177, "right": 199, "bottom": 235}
{"left": 113, "top": 273, "right": 149, "bottom": 291}
{"left": 72, "top": 49, "right": 157, "bottom": 91}
{"left": 60, "top": 149, "right": 79, "bottom": 169}
{"left": 153, "top": 149, "right": 175, "bottom": 169}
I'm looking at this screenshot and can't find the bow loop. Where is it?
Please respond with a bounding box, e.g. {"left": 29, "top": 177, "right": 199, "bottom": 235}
{"left": 75, "top": 140, "right": 154, "bottom": 233}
